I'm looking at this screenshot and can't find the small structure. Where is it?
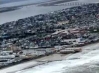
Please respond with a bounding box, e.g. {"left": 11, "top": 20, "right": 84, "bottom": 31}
{"left": 59, "top": 47, "right": 81, "bottom": 54}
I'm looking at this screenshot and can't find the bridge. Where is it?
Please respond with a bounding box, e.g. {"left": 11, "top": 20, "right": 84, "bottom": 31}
{"left": 55, "top": 2, "right": 90, "bottom": 6}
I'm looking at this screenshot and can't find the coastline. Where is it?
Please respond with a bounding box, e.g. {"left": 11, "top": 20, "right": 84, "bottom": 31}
{"left": 0, "top": 41, "right": 99, "bottom": 73}
{"left": 0, "top": 0, "right": 78, "bottom": 24}
{"left": 0, "top": 1, "right": 99, "bottom": 73}
{"left": 0, "top": 0, "right": 76, "bottom": 13}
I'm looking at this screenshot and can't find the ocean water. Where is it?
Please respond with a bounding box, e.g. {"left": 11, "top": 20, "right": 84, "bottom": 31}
{"left": 0, "top": 0, "right": 49, "bottom": 4}
{"left": 14, "top": 43, "right": 99, "bottom": 73}
{"left": 0, "top": 0, "right": 99, "bottom": 73}
{"left": 0, "top": 0, "right": 99, "bottom": 25}
{"left": 0, "top": 0, "right": 77, "bottom": 25}
{"left": 0, "top": 0, "right": 24, "bottom": 4}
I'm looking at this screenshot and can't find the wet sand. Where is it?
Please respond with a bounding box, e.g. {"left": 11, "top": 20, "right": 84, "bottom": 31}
{"left": 0, "top": 53, "right": 70, "bottom": 73}
{"left": 34, "top": 54, "right": 71, "bottom": 62}
{"left": 1, "top": 42, "right": 99, "bottom": 73}
{"left": 14, "top": 42, "right": 99, "bottom": 73}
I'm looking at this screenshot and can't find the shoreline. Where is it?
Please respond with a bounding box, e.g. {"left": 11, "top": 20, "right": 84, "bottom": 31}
{"left": 0, "top": 0, "right": 76, "bottom": 13}
{"left": 0, "top": 0, "right": 79, "bottom": 25}
{"left": 0, "top": 41, "right": 99, "bottom": 73}
{"left": 14, "top": 42, "right": 99, "bottom": 73}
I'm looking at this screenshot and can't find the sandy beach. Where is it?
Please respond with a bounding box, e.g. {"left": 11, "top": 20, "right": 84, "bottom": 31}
{"left": 0, "top": 0, "right": 99, "bottom": 73}
{"left": 0, "top": 51, "right": 72, "bottom": 73}
{"left": 0, "top": 42, "right": 99, "bottom": 73}
{"left": 0, "top": 53, "right": 71, "bottom": 73}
